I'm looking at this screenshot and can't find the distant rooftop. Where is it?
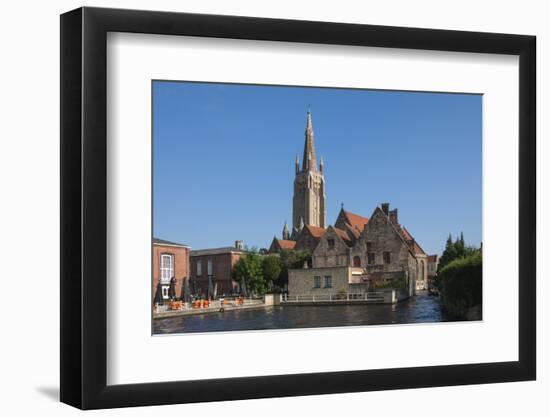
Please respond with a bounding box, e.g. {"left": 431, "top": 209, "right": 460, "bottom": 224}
{"left": 153, "top": 237, "right": 190, "bottom": 248}
{"left": 190, "top": 246, "right": 248, "bottom": 256}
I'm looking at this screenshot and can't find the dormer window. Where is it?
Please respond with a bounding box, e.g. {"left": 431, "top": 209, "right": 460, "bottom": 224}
{"left": 327, "top": 238, "right": 335, "bottom": 249}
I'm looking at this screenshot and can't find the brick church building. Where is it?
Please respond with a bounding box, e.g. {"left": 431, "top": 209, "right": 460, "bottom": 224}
{"left": 269, "top": 110, "right": 434, "bottom": 296}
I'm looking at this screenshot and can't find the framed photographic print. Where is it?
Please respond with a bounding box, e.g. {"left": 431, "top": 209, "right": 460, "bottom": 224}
{"left": 60, "top": 6, "right": 536, "bottom": 410}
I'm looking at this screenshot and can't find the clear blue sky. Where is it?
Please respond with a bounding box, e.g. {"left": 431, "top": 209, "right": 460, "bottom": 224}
{"left": 153, "top": 81, "right": 482, "bottom": 256}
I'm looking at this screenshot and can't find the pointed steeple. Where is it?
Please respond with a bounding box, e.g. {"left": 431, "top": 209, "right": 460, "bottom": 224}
{"left": 302, "top": 110, "right": 317, "bottom": 172}
{"left": 292, "top": 109, "right": 326, "bottom": 231}
{"left": 295, "top": 154, "right": 300, "bottom": 175}
{"left": 282, "top": 221, "right": 290, "bottom": 240}
{"left": 319, "top": 155, "right": 324, "bottom": 174}
{"left": 299, "top": 217, "right": 305, "bottom": 231}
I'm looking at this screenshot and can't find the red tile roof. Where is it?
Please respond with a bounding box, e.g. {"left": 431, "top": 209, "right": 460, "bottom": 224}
{"left": 400, "top": 226, "right": 413, "bottom": 241}
{"left": 334, "top": 227, "right": 358, "bottom": 247}
{"left": 400, "top": 226, "right": 426, "bottom": 255}
{"left": 276, "top": 239, "right": 296, "bottom": 250}
{"left": 333, "top": 227, "right": 351, "bottom": 242}
{"left": 427, "top": 254, "right": 438, "bottom": 262}
{"left": 305, "top": 224, "right": 326, "bottom": 238}
{"left": 391, "top": 223, "right": 426, "bottom": 256}
{"left": 411, "top": 241, "right": 426, "bottom": 255}
{"left": 343, "top": 210, "right": 369, "bottom": 233}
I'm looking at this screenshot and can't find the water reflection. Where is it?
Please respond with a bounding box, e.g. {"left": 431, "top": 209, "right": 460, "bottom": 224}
{"left": 153, "top": 292, "right": 466, "bottom": 335}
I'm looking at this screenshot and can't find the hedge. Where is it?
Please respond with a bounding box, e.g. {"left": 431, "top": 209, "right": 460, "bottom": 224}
{"left": 438, "top": 252, "right": 482, "bottom": 319}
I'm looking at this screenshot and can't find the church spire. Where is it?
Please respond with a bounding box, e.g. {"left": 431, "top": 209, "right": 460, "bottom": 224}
{"left": 292, "top": 109, "right": 326, "bottom": 231}
{"left": 302, "top": 110, "right": 317, "bottom": 172}
{"left": 282, "top": 221, "right": 290, "bottom": 240}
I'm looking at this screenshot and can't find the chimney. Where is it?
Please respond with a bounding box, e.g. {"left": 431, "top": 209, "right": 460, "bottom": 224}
{"left": 389, "top": 209, "right": 398, "bottom": 224}
{"left": 235, "top": 240, "right": 244, "bottom": 250}
{"left": 381, "top": 202, "right": 390, "bottom": 216}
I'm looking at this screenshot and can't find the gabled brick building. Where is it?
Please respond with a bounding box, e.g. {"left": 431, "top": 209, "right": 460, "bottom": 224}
{"left": 287, "top": 203, "right": 429, "bottom": 298}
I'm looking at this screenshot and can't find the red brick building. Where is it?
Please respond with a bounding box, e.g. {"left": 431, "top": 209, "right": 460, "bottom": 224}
{"left": 190, "top": 242, "right": 246, "bottom": 296}
{"left": 153, "top": 238, "right": 190, "bottom": 303}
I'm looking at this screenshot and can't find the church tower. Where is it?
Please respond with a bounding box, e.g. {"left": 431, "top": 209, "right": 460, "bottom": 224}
{"left": 292, "top": 110, "right": 326, "bottom": 230}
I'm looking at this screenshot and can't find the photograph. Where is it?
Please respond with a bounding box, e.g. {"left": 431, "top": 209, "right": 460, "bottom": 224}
{"left": 151, "top": 81, "right": 483, "bottom": 335}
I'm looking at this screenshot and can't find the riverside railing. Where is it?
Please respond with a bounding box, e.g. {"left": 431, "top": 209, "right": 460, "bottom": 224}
{"left": 280, "top": 291, "right": 393, "bottom": 303}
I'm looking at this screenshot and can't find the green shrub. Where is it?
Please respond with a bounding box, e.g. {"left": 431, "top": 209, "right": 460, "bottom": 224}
{"left": 438, "top": 252, "right": 482, "bottom": 319}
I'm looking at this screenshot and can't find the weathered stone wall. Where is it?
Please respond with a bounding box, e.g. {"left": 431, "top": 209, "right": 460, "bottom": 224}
{"left": 334, "top": 210, "right": 348, "bottom": 230}
{"left": 408, "top": 253, "right": 418, "bottom": 296}
{"left": 294, "top": 228, "right": 321, "bottom": 254}
{"left": 349, "top": 234, "right": 368, "bottom": 268}
{"left": 293, "top": 170, "right": 326, "bottom": 229}
{"left": 288, "top": 266, "right": 351, "bottom": 295}
{"left": 353, "top": 207, "right": 411, "bottom": 285}
{"left": 312, "top": 227, "right": 350, "bottom": 268}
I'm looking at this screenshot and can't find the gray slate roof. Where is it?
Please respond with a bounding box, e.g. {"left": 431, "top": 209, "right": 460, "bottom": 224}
{"left": 153, "top": 237, "right": 190, "bottom": 248}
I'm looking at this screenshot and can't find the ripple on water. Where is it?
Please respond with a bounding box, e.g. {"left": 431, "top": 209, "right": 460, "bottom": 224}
{"left": 153, "top": 293, "right": 466, "bottom": 334}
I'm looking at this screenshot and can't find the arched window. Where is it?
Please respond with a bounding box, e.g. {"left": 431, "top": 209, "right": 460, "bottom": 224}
{"left": 353, "top": 256, "right": 361, "bottom": 267}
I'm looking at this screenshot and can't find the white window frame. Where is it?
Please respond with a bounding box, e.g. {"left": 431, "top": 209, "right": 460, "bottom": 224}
{"left": 160, "top": 253, "right": 174, "bottom": 284}
{"left": 324, "top": 276, "right": 332, "bottom": 288}
{"left": 161, "top": 285, "right": 170, "bottom": 299}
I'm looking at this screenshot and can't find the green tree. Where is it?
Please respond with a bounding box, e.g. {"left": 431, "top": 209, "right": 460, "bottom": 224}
{"left": 438, "top": 234, "right": 458, "bottom": 272}
{"left": 234, "top": 252, "right": 264, "bottom": 295}
{"left": 438, "top": 251, "right": 482, "bottom": 319}
{"left": 455, "top": 233, "right": 465, "bottom": 256}
{"left": 262, "top": 255, "right": 282, "bottom": 292}
{"left": 438, "top": 232, "right": 478, "bottom": 273}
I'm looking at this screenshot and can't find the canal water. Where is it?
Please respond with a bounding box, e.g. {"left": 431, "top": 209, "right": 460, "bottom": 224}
{"left": 153, "top": 292, "right": 460, "bottom": 335}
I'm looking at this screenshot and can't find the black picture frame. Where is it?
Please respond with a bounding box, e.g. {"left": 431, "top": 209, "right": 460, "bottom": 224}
{"left": 60, "top": 6, "right": 536, "bottom": 410}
